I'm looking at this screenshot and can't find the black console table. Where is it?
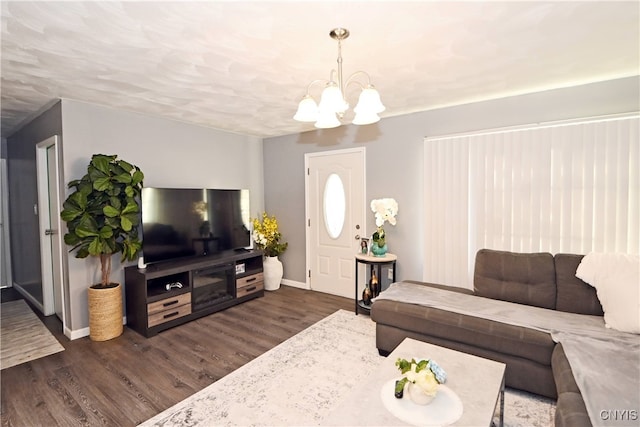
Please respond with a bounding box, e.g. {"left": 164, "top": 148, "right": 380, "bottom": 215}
{"left": 354, "top": 253, "right": 397, "bottom": 314}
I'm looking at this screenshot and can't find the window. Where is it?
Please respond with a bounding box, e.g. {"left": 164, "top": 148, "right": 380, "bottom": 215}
{"left": 424, "top": 115, "right": 639, "bottom": 288}
{"left": 323, "top": 173, "right": 346, "bottom": 239}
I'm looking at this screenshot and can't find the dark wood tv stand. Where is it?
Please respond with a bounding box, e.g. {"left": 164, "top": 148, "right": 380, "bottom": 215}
{"left": 125, "top": 250, "right": 264, "bottom": 337}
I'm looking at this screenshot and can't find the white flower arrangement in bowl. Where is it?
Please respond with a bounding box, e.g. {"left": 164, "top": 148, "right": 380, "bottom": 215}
{"left": 371, "top": 198, "right": 398, "bottom": 228}
{"left": 370, "top": 198, "right": 398, "bottom": 256}
{"left": 395, "top": 357, "right": 447, "bottom": 405}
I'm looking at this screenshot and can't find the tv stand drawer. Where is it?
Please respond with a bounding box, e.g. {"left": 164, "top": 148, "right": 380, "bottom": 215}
{"left": 148, "top": 303, "right": 192, "bottom": 327}
{"left": 237, "top": 281, "right": 264, "bottom": 298}
{"left": 236, "top": 272, "right": 264, "bottom": 298}
{"left": 148, "top": 292, "right": 191, "bottom": 315}
{"left": 237, "top": 272, "right": 263, "bottom": 289}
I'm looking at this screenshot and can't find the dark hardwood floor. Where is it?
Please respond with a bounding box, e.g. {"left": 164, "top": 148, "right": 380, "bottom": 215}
{"left": 1, "top": 286, "right": 354, "bottom": 426}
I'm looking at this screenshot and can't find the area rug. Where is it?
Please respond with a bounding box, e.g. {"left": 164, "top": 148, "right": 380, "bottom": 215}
{"left": 1, "top": 299, "right": 64, "bottom": 370}
{"left": 140, "top": 309, "right": 555, "bottom": 426}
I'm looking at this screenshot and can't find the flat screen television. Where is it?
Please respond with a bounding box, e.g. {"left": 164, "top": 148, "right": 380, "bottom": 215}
{"left": 141, "top": 188, "right": 251, "bottom": 265}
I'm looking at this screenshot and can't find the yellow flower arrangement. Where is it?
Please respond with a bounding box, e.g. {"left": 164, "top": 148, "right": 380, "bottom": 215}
{"left": 251, "top": 212, "right": 288, "bottom": 257}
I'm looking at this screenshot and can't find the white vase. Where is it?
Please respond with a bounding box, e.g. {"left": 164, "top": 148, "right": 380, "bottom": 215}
{"left": 263, "top": 256, "right": 283, "bottom": 291}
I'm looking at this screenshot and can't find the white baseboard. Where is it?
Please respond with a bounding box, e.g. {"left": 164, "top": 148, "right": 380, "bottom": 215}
{"left": 67, "top": 326, "right": 89, "bottom": 340}
{"left": 282, "top": 279, "right": 309, "bottom": 290}
{"left": 66, "top": 316, "right": 127, "bottom": 341}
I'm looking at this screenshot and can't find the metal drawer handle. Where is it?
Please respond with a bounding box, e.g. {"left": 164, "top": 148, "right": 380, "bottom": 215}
{"left": 245, "top": 277, "right": 257, "bottom": 283}
{"left": 245, "top": 286, "right": 257, "bottom": 292}
{"left": 163, "top": 311, "right": 180, "bottom": 319}
{"left": 163, "top": 300, "right": 179, "bottom": 307}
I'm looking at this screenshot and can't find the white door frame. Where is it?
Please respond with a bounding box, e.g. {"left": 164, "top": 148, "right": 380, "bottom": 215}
{"left": 304, "top": 147, "right": 367, "bottom": 291}
{"left": 0, "top": 154, "right": 12, "bottom": 288}
{"left": 36, "top": 136, "right": 67, "bottom": 328}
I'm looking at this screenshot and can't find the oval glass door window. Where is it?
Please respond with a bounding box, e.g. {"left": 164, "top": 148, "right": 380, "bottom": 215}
{"left": 323, "top": 173, "right": 346, "bottom": 239}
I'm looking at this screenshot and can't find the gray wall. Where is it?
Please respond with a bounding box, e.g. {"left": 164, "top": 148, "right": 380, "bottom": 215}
{"left": 6, "top": 101, "right": 63, "bottom": 298}
{"left": 59, "top": 99, "right": 264, "bottom": 334}
{"left": 6, "top": 99, "right": 264, "bottom": 337}
{"left": 263, "top": 76, "right": 640, "bottom": 285}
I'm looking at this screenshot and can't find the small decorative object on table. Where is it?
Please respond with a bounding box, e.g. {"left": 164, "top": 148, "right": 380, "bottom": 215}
{"left": 394, "top": 357, "right": 447, "bottom": 405}
{"left": 362, "top": 282, "right": 373, "bottom": 305}
{"left": 370, "top": 267, "right": 379, "bottom": 297}
{"left": 371, "top": 228, "right": 388, "bottom": 257}
{"left": 360, "top": 237, "right": 369, "bottom": 254}
{"left": 370, "top": 198, "right": 398, "bottom": 257}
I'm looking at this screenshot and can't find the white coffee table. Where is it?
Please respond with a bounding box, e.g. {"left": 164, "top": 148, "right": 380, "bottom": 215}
{"left": 323, "top": 338, "right": 505, "bottom": 426}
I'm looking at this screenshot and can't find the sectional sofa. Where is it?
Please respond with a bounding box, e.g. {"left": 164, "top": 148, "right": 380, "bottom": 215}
{"left": 371, "top": 249, "right": 639, "bottom": 427}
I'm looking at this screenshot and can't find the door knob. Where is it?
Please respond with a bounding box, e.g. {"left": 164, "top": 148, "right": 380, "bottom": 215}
{"left": 355, "top": 234, "right": 360, "bottom": 240}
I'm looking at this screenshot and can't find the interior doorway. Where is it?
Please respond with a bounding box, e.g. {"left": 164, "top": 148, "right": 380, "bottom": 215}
{"left": 35, "top": 136, "right": 66, "bottom": 324}
{"left": 305, "top": 148, "right": 366, "bottom": 298}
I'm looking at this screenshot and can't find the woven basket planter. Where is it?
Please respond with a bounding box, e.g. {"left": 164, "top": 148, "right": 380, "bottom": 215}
{"left": 88, "top": 283, "right": 123, "bottom": 341}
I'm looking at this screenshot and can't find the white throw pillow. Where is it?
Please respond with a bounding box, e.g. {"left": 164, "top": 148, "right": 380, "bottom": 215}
{"left": 576, "top": 252, "right": 640, "bottom": 334}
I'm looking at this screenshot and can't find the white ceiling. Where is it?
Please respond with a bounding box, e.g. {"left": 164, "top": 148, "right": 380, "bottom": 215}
{"left": 1, "top": 1, "right": 638, "bottom": 138}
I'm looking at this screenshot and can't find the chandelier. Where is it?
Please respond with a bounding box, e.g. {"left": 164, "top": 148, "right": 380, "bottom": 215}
{"left": 293, "top": 28, "right": 385, "bottom": 129}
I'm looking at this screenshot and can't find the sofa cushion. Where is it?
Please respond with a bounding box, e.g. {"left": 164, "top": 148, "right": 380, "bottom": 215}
{"left": 371, "top": 298, "right": 555, "bottom": 366}
{"left": 474, "top": 249, "right": 557, "bottom": 309}
{"left": 554, "top": 254, "right": 604, "bottom": 316}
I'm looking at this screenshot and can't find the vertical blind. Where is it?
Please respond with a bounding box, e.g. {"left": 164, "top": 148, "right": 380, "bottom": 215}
{"left": 423, "top": 115, "right": 639, "bottom": 288}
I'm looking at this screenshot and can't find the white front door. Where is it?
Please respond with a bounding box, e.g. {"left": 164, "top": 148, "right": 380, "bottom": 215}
{"left": 305, "top": 148, "right": 365, "bottom": 298}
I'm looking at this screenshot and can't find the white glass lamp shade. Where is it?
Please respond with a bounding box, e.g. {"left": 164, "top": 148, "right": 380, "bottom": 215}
{"left": 315, "top": 108, "right": 341, "bottom": 128}
{"left": 319, "top": 82, "right": 349, "bottom": 114}
{"left": 294, "top": 95, "right": 319, "bottom": 122}
{"left": 353, "top": 86, "right": 385, "bottom": 114}
{"left": 352, "top": 110, "right": 380, "bottom": 125}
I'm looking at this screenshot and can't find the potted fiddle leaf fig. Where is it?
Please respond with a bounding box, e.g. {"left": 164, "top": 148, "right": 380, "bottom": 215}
{"left": 60, "top": 154, "right": 144, "bottom": 341}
